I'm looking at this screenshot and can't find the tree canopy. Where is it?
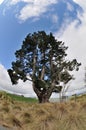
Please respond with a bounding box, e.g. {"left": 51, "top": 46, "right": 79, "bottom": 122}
{"left": 8, "top": 31, "right": 81, "bottom": 103}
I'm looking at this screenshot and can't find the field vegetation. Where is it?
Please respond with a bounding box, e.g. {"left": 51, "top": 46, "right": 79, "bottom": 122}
{"left": 0, "top": 91, "right": 86, "bottom": 130}
{"left": 6, "top": 92, "right": 37, "bottom": 103}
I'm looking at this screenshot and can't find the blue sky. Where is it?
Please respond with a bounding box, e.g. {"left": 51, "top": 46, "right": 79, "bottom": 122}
{"left": 0, "top": 0, "right": 86, "bottom": 97}
{"left": 0, "top": 0, "right": 82, "bottom": 68}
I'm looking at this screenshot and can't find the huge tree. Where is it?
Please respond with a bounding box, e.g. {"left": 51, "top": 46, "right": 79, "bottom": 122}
{"left": 8, "top": 31, "right": 81, "bottom": 103}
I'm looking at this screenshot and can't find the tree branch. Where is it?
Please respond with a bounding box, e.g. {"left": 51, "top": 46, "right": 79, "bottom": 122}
{"left": 40, "top": 66, "right": 45, "bottom": 80}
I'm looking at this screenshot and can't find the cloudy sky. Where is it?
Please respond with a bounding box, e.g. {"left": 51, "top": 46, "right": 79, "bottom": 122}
{"left": 0, "top": 0, "right": 86, "bottom": 97}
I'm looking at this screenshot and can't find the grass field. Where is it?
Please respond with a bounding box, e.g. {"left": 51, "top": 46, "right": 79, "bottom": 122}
{"left": 0, "top": 91, "right": 37, "bottom": 103}
{"left": 0, "top": 91, "right": 86, "bottom": 130}
{"left": 71, "top": 93, "right": 86, "bottom": 102}
{"left": 6, "top": 92, "right": 38, "bottom": 103}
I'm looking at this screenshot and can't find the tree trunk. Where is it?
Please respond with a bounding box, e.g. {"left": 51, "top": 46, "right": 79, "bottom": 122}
{"left": 33, "top": 84, "right": 51, "bottom": 103}
{"left": 32, "top": 80, "right": 55, "bottom": 103}
{"left": 38, "top": 94, "right": 50, "bottom": 103}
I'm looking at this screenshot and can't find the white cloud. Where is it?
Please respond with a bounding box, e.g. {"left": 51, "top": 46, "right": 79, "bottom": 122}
{"left": 10, "top": 0, "right": 32, "bottom": 5}
{"left": 18, "top": 0, "right": 58, "bottom": 21}
{"left": 55, "top": 0, "right": 86, "bottom": 93}
{"left": 0, "top": 0, "right": 4, "bottom": 5}
{"left": 0, "top": 64, "right": 11, "bottom": 87}
{"left": 0, "top": 64, "right": 36, "bottom": 97}
{"left": 6, "top": 0, "right": 58, "bottom": 22}
{"left": 73, "top": 0, "right": 86, "bottom": 11}
{"left": 66, "top": 2, "right": 74, "bottom": 12}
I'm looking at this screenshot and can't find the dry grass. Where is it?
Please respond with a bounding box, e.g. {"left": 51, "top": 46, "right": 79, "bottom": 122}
{"left": 0, "top": 92, "right": 86, "bottom": 130}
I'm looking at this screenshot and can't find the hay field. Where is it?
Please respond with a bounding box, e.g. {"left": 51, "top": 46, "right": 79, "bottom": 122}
{"left": 0, "top": 91, "right": 86, "bottom": 130}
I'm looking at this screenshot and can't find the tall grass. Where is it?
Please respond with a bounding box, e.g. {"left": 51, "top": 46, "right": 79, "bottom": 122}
{"left": 0, "top": 91, "right": 86, "bottom": 130}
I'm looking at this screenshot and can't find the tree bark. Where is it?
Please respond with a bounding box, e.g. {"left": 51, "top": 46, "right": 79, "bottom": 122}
{"left": 33, "top": 82, "right": 51, "bottom": 103}
{"left": 38, "top": 94, "right": 50, "bottom": 103}
{"left": 40, "top": 66, "right": 45, "bottom": 80}
{"left": 33, "top": 80, "right": 55, "bottom": 103}
{"left": 32, "top": 50, "right": 37, "bottom": 80}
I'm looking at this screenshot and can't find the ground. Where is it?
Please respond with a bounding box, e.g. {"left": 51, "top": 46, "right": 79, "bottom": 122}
{"left": 0, "top": 91, "right": 86, "bottom": 130}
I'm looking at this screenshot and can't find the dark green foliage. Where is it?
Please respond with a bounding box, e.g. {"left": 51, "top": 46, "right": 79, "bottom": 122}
{"left": 8, "top": 31, "right": 81, "bottom": 103}
{"left": 8, "top": 69, "right": 19, "bottom": 84}
{"left": 53, "top": 86, "right": 62, "bottom": 93}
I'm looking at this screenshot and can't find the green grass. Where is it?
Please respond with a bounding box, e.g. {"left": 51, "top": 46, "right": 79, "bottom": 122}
{"left": 7, "top": 93, "right": 38, "bottom": 103}
{"left": 0, "top": 91, "right": 38, "bottom": 103}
